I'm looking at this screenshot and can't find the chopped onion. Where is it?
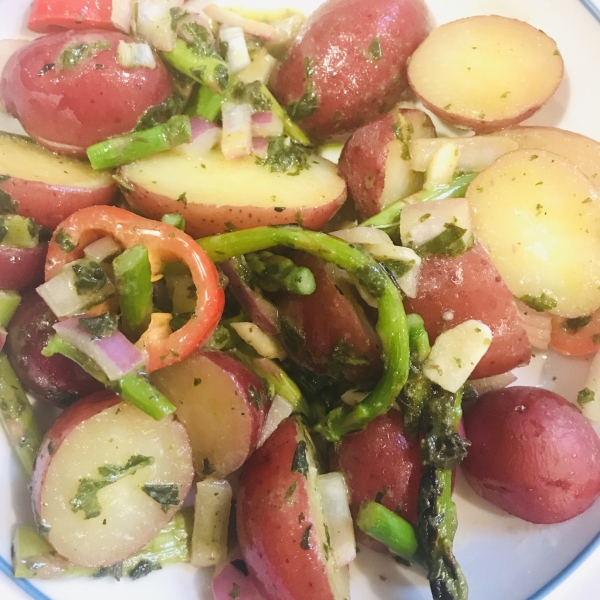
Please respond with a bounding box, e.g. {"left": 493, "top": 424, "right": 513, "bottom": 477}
{"left": 83, "top": 237, "right": 121, "bottom": 263}
{"left": 251, "top": 111, "right": 283, "bottom": 138}
{"left": 341, "top": 388, "right": 368, "bottom": 406}
{"left": 318, "top": 142, "right": 344, "bottom": 165}
{"left": 213, "top": 561, "right": 262, "bottom": 600}
{"left": 36, "top": 260, "right": 116, "bottom": 318}
{"left": 515, "top": 299, "right": 552, "bottom": 350}
{"left": 468, "top": 372, "right": 517, "bottom": 395}
{"left": 221, "top": 102, "right": 253, "bottom": 160}
{"left": 236, "top": 47, "right": 277, "bottom": 85}
{"left": 257, "top": 395, "right": 293, "bottom": 448}
{"left": 177, "top": 117, "right": 221, "bottom": 155}
{"left": 192, "top": 480, "right": 232, "bottom": 568}
{"left": 111, "top": 0, "right": 134, "bottom": 33}
{"left": 135, "top": 0, "right": 182, "bottom": 51}
{"left": 0, "top": 40, "right": 29, "bottom": 112}
{"left": 364, "top": 243, "right": 422, "bottom": 298}
{"left": 116, "top": 40, "right": 156, "bottom": 69}
{"left": 52, "top": 317, "right": 145, "bottom": 381}
{"left": 424, "top": 142, "right": 460, "bottom": 189}
{"left": 330, "top": 226, "right": 394, "bottom": 246}
{"left": 203, "top": 4, "right": 282, "bottom": 41}
{"left": 219, "top": 26, "right": 251, "bottom": 74}
{"left": 230, "top": 322, "right": 286, "bottom": 360}
{"left": 316, "top": 472, "right": 356, "bottom": 567}
{"left": 579, "top": 351, "right": 600, "bottom": 422}
{"left": 251, "top": 136, "right": 269, "bottom": 159}
{"left": 0, "top": 327, "right": 6, "bottom": 352}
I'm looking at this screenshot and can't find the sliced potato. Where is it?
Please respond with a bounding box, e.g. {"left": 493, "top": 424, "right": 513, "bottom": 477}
{"left": 467, "top": 149, "right": 600, "bottom": 317}
{"left": 408, "top": 16, "right": 564, "bottom": 133}
{"left": 119, "top": 147, "right": 346, "bottom": 238}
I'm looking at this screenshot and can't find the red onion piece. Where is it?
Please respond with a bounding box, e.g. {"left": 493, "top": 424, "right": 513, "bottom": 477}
{"left": 251, "top": 137, "right": 268, "bottom": 159}
{"left": 52, "top": 317, "right": 145, "bottom": 381}
{"left": 251, "top": 111, "right": 283, "bottom": 138}
{"left": 212, "top": 561, "right": 262, "bottom": 600}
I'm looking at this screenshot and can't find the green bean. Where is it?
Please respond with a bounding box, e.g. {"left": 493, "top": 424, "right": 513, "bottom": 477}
{"left": 245, "top": 251, "right": 316, "bottom": 295}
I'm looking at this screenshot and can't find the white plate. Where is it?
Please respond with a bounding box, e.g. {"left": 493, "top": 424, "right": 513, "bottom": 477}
{"left": 1, "top": 0, "right": 600, "bottom": 599}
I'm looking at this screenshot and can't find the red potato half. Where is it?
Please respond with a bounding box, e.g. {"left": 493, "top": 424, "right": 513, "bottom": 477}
{"left": 0, "top": 244, "right": 47, "bottom": 291}
{"left": 408, "top": 16, "right": 564, "bottom": 133}
{"left": 0, "top": 133, "right": 116, "bottom": 230}
{"left": 1, "top": 30, "right": 173, "bottom": 154}
{"left": 405, "top": 243, "right": 531, "bottom": 379}
{"left": 150, "top": 350, "right": 269, "bottom": 479}
{"left": 462, "top": 386, "right": 600, "bottom": 524}
{"left": 338, "top": 108, "right": 436, "bottom": 219}
{"left": 276, "top": 252, "right": 383, "bottom": 383}
{"left": 237, "top": 417, "right": 349, "bottom": 600}
{"left": 269, "top": 0, "right": 431, "bottom": 140}
{"left": 119, "top": 147, "right": 346, "bottom": 238}
{"left": 32, "top": 392, "right": 194, "bottom": 567}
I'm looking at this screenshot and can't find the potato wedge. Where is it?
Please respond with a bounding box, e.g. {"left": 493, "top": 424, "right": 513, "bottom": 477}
{"left": 467, "top": 149, "right": 600, "bottom": 317}
{"left": 408, "top": 16, "right": 563, "bottom": 133}
{"left": 119, "top": 147, "right": 346, "bottom": 238}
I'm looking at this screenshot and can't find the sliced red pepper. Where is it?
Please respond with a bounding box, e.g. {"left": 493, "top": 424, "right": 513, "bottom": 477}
{"left": 45, "top": 206, "right": 225, "bottom": 373}
{"left": 28, "top": 0, "right": 115, "bottom": 34}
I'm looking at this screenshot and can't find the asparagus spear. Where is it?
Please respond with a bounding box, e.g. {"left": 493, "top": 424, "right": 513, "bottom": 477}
{"left": 197, "top": 225, "right": 410, "bottom": 441}
{"left": 0, "top": 353, "right": 42, "bottom": 475}
{"left": 13, "top": 508, "right": 193, "bottom": 580}
{"left": 245, "top": 251, "right": 316, "bottom": 295}
{"left": 161, "top": 213, "right": 186, "bottom": 230}
{"left": 187, "top": 85, "right": 226, "bottom": 122}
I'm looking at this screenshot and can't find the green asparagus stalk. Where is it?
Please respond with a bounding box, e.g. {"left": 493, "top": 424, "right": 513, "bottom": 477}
{"left": 113, "top": 244, "right": 153, "bottom": 340}
{"left": 356, "top": 501, "right": 419, "bottom": 559}
{"left": 197, "top": 225, "right": 409, "bottom": 441}
{"left": 245, "top": 251, "right": 316, "bottom": 295}
{"left": 361, "top": 172, "right": 477, "bottom": 236}
{"left": 13, "top": 509, "right": 193, "bottom": 580}
{"left": 0, "top": 290, "right": 21, "bottom": 327}
{"left": 87, "top": 115, "right": 192, "bottom": 170}
{"left": 187, "top": 85, "right": 226, "bottom": 121}
{"left": 0, "top": 353, "right": 42, "bottom": 475}
{"left": 42, "top": 336, "right": 176, "bottom": 420}
{"left": 161, "top": 213, "right": 186, "bottom": 230}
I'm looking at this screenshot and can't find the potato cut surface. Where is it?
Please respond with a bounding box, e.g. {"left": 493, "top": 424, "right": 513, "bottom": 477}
{"left": 467, "top": 149, "right": 600, "bottom": 318}
{"left": 0, "top": 133, "right": 113, "bottom": 188}
{"left": 408, "top": 16, "right": 563, "bottom": 132}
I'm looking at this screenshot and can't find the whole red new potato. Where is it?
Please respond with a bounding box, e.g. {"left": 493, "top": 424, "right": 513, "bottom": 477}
{"left": 462, "top": 386, "right": 600, "bottom": 524}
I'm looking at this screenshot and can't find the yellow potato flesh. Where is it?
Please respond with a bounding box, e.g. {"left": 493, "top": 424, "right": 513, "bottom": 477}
{"left": 467, "top": 149, "right": 600, "bottom": 318}
{"left": 408, "top": 16, "right": 563, "bottom": 127}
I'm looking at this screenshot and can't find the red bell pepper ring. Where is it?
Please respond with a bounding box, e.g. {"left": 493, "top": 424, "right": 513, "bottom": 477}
{"left": 45, "top": 206, "right": 225, "bottom": 373}
{"left": 28, "top": 0, "right": 115, "bottom": 34}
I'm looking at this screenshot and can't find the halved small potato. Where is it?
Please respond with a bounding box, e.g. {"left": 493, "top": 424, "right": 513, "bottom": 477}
{"left": 408, "top": 16, "right": 564, "bottom": 133}
{"left": 467, "top": 149, "right": 600, "bottom": 317}
{"left": 0, "top": 133, "right": 116, "bottom": 229}
{"left": 119, "top": 147, "right": 347, "bottom": 238}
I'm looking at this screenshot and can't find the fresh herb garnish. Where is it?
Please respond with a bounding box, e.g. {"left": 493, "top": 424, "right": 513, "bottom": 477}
{"left": 367, "top": 36, "right": 383, "bottom": 61}
{"left": 128, "top": 559, "right": 162, "bottom": 580}
{"left": 414, "top": 224, "right": 469, "bottom": 258}
{"left": 142, "top": 483, "right": 179, "bottom": 513}
{"left": 230, "top": 80, "right": 271, "bottom": 112}
{"left": 135, "top": 94, "right": 186, "bottom": 131}
{"left": 300, "top": 525, "right": 312, "bottom": 550}
{"left": 55, "top": 228, "right": 77, "bottom": 253}
{"left": 72, "top": 260, "right": 107, "bottom": 295}
{"left": 332, "top": 339, "right": 369, "bottom": 366}
{"left": 78, "top": 312, "right": 118, "bottom": 339}
{"left": 286, "top": 57, "right": 318, "bottom": 121}
{"left": 561, "top": 315, "right": 592, "bottom": 333}
{"left": 291, "top": 440, "right": 309, "bottom": 477}
{"left": 58, "top": 41, "right": 111, "bottom": 69}
{"left": 577, "top": 388, "right": 595, "bottom": 406}
{"left": 519, "top": 291, "right": 558, "bottom": 312}
{"left": 257, "top": 137, "right": 311, "bottom": 175}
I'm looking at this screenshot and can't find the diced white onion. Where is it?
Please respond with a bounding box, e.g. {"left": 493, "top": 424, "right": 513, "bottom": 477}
{"left": 221, "top": 102, "right": 253, "bottom": 160}
{"left": 363, "top": 243, "right": 422, "bottom": 298}
{"left": 83, "top": 237, "right": 121, "bottom": 263}
{"left": 330, "top": 226, "right": 394, "bottom": 246}
{"left": 111, "top": 0, "right": 134, "bottom": 33}
{"left": 135, "top": 0, "right": 182, "bottom": 51}
{"left": 424, "top": 142, "right": 460, "bottom": 190}
{"left": 236, "top": 47, "right": 277, "bottom": 85}
{"left": 579, "top": 351, "right": 600, "bottom": 422}
{"left": 230, "top": 321, "right": 286, "bottom": 360}
{"left": 424, "top": 319, "right": 493, "bottom": 393}
{"left": 116, "top": 40, "right": 156, "bottom": 69}
{"left": 515, "top": 299, "right": 552, "bottom": 350}
{"left": 52, "top": 317, "right": 145, "bottom": 381}
{"left": 257, "top": 394, "right": 293, "bottom": 448}
{"left": 316, "top": 472, "right": 356, "bottom": 567}
{"left": 341, "top": 388, "right": 368, "bottom": 406}
{"left": 468, "top": 372, "right": 517, "bottom": 395}
{"left": 251, "top": 111, "right": 283, "bottom": 138}
{"left": 203, "top": 4, "right": 282, "bottom": 41}
{"left": 219, "top": 26, "right": 251, "bottom": 74}
{"left": 36, "top": 260, "right": 116, "bottom": 319}
{"left": 318, "top": 142, "right": 344, "bottom": 165}
{"left": 192, "top": 479, "right": 232, "bottom": 568}
{"left": 212, "top": 560, "right": 262, "bottom": 600}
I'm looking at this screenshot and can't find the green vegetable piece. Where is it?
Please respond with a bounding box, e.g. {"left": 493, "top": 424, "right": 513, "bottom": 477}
{"left": 245, "top": 251, "right": 316, "bottom": 294}
{"left": 55, "top": 228, "right": 77, "bottom": 253}
{"left": 143, "top": 483, "right": 179, "bottom": 513}
{"left": 230, "top": 80, "right": 271, "bottom": 111}
{"left": 561, "top": 315, "right": 592, "bottom": 333}
{"left": 367, "top": 36, "right": 383, "bottom": 61}
{"left": 136, "top": 94, "right": 186, "bottom": 131}
{"left": 0, "top": 353, "right": 42, "bottom": 475}
{"left": 256, "top": 137, "right": 312, "bottom": 175}
{"left": 58, "top": 40, "right": 111, "bottom": 70}
{"left": 357, "top": 502, "right": 418, "bottom": 558}
{"left": 188, "top": 85, "right": 225, "bottom": 121}
{"left": 71, "top": 260, "right": 107, "bottom": 295}
{"left": 70, "top": 455, "right": 154, "bottom": 519}
{"left": 286, "top": 57, "right": 318, "bottom": 122}
{"left": 0, "top": 290, "right": 21, "bottom": 328}
{"left": 0, "top": 215, "right": 40, "bottom": 248}
{"left": 113, "top": 244, "right": 153, "bottom": 340}
{"left": 332, "top": 339, "right": 368, "bottom": 366}
{"left": 518, "top": 291, "right": 558, "bottom": 312}
{"left": 78, "top": 312, "right": 118, "bottom": 339}
{"left": 406, "top": 313, "right": 431, "bottom": 365}
{"left": 413, "top": 223, "right": 469, "bottom": 258}
{"left": 577, "top": 388, "right": 595, "bottom": 406}
{"left": 161, "top": 213, "right": 186, "bottom": 230}
{"left": 87, "top": 115, "right": 192, "bottom": 170}
{"left": 291, "top": 440, "right": 309, "bottom": 476}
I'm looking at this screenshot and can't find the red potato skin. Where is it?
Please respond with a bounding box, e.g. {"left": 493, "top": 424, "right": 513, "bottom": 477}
{"left": 237, "top": 418, "right": 337, "bottom": 600}
{"left": 0, "top": 177, "right": 116, "bottom": 230}
{"left": 0, "top": 244, "right": 47, "bottom": 290}
{"left": 122, "top": 182, "right": 346, "bottom": 238}
{"left": 1, "top": 30, "right": 173, "bottom": 154}
{"left": 405, "top": 243, "right": 531, "bottom": 379}
{"left": 269, "top": 0, "right": 431, "bottom": 140}
{"left": 336, "top": 410, "right": 421, "bottom": 550}
{"left": 6, "top": 289, "right": 103, "bottom": 407}
{"left": 276, "top": 252, "right": 383, "bottom": 383}
{"left": 462, "top": 387, "right": 600, "bottom": 524}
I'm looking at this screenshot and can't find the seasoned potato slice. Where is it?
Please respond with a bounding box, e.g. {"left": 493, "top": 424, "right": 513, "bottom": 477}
{"left": 408, "top": 16, "right": 563, "bottom": 133}
{"left": 467, "top": 149, "right": 600, "bottom": 317}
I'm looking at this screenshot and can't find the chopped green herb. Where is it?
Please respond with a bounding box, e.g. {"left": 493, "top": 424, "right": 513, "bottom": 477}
{"left": 230, "top": 80, "right": 271, "bottom": 112}
{"left": 193, "top": 377, "right": 202, "bottom": 386}
{"left": 561, "top": 315, "right": 592, "bottom": 333}
{"left": 332, "top": 339, "right": 369, "bottom": 366}
{"left": 519, "top": 291, "right": 558, "bottom": 312}
{"left": 300, "top": 525, "right": 312, "bottom": 550}
{"left": 55, "top": 228, "right": 77, "bottom": 253}
{"left": 71, "top": 260, "right": 107, "bottom": 295}
{"left": 286, "top": 57, "right": 318, "bottom": 121}
{"left": 367, "top": 36, "right": 383, "bottom": 61}
{"left": 379, "top": 258, "right": 414, "bottom": 281}
{"left": 577, "top": 388, "right": 595, "bottom": 406}
{"left": 142, "top": 483, "right": 179, "bottom": 513}
{"left": 285, "top": 481, "right": 297, "bottom": 501}
{"left": 0, "top": 188, "right": 17, "bottom": 214}
{"left": 177, "top": 192, "right": 188, "bottom": 206}
{"left": 257, "top": 137, "right": 311, "bottom": 175}
{"left": 414, "top": 223, "right": 469, "bottom": 258}
{"left": 136, "top": 94, "right": 186, "bottom": 131}
{"left": 78, "top": 312, "right": 118, "bottom": 339}
{"left": 128, "top": 559, "right": 162, "bottom": 580}
{"left": 291, "top": 440, "right": 309, "bottom": 477}
{"left": 180, "top": 22, "right": 221, "bottom": 59}
{"left": 58, "top": 41, "right": 111, "bottom": 69}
